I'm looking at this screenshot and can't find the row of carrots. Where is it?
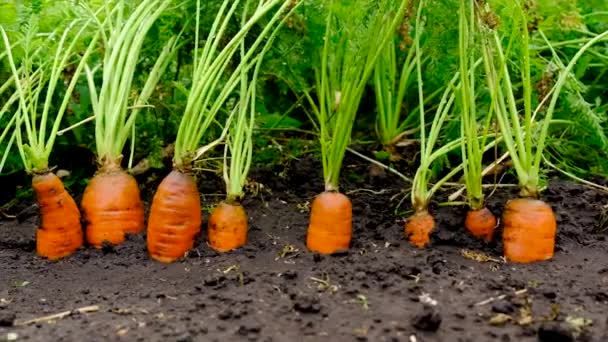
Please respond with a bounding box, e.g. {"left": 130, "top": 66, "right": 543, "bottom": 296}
{"left": 34, "top": 165, "right": 555, "bottom": 263}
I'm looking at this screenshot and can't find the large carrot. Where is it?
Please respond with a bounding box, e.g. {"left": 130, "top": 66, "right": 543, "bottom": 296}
{"left": 208, "top": 201, "right": 248, "bottom": 252}
{"left": 306, "top": 0, "right": 410, "bottom": 254}
{"left": 477, "top": 3, "right": 608, "bottom": 262}
{"left": 80, "top": 1, "right": 174, "bottom": 248}
{"left": 147, "top": 170, "right": 201, "bottom": 262}
{"left": 306, "top": 191, "right": 352, "bottom": 254}
{"left": 81, "top": 162, "right": 144, "bottom": 247}
{"left": 1, "top": 17, "right": 99, "bottom": 259}
{"left": 502, "top": 198, "right": 556, "bottom": 263}
{"left": 33, "top": 172, "right": 83, "bottom": 260}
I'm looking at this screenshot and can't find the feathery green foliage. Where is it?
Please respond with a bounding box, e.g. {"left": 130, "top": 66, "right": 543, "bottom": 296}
{"left": 308, "top": 0, "right": 411, "bottom": 191}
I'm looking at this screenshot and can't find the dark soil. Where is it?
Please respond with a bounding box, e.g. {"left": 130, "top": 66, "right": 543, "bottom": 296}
{"left": 1, "top": 155, "right": 607, "bottom": 342}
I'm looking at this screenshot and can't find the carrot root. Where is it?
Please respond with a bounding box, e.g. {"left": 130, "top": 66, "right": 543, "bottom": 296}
{"left": 81, "top": 168, "right": 144, "bottom": 248}
{"left": 465, "top": 207, "right": 497, "bottom": 241}
{"left": 502, "top": 198, "right": 556, "bottom": 263}
{"left": 147, "top": 170, "right": 201, "bottom": 263}
{"left": 306, "top": 191, "right": 352, "bottom": 254}
{"left": 33, "top": 173, "right": 83, "bottom": 260}
{"left": 207, "top": 200, "right": 248, "bottom": 252}
{"left": 404, "top": 210, "right": 435, "bottom": 248}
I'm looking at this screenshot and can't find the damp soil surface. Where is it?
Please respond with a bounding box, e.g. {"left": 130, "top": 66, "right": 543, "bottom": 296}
{"left": 1, "top": 155, "right": 607, "bottom": 342}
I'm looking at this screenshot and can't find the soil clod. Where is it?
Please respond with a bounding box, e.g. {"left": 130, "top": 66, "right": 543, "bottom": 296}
{"left": 412, "top": 305, "right": 442, "bottom": 332}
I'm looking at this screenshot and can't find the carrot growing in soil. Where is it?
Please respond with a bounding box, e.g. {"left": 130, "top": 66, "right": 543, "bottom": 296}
{"left": 404, "top": 0, "right": 500, "bottom": 247}
{"left": 207, "top": 4, "right": 293, "bottom": 253}
{"left": 81, "top": 0, "right": 177, "bottom": 248}
{"left": 305, "top": 0, "right": 410, "bottom": 254}
{"left": 456, "top": 0, "right": 496, "bottom": 241}
{"left": 1, "top": 17, "right": 99, "bottom": 259}
{"left": 479, "top": 2, "right": 608, "bottom": 262}
{"left": 147, "top": 0, "right": 296, "bottom": 262}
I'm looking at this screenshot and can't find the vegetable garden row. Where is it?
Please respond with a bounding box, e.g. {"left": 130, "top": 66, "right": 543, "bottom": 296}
{"left": 1, "top": 0, "right": 607, "bottom": 267}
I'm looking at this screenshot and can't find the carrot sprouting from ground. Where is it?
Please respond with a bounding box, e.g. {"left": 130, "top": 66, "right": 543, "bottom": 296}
{"left": 33, "top": 173, "right": 83, "bottom": 259}
{"left": 147, "top": 0, "right": 295, "bottom": 261}
{"left": 80, "top": 0, "right": 175, "bottom": 248}
{"left": 502, "top": 198, "right": 556, "bottom": 262}
{"left": 1, "top": 19, "right": 98, "bottom": 259}
{"left": 81, "top": 161, "right": 145, "bottom": 247}
{"left": 305, "top": 0, "right": 410, "bottom": 254}
{"left": 207, "top": 1, "right": 300, "bottom": 253}
{"left": 479, "top": 2, "right": 608, "bottom": 262}
{"left": 307, "top": 192, "right": 352, "bottom": 254}
{"left": 147, "top": 170, "right": 201, "bottom": 262}
{"left": 457, "top": 0, "right": 497, "bottom": 242}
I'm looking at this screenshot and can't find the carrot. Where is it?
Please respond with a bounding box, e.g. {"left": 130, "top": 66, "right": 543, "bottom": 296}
{"left": 33, "top": 172, "right": 83, "bottom": 260}
{"left": 306, "top": 191, "right": 352, "bottom": 254}
{"left": 81, "top": 165, "right": 144, "bottom": 248}
{"left": 502, "top": 198, "right": 556, "bottom": 263}
{"left": 207, "top": 201, "right": 248, "bottom": 252}
{"left": 147, "top": 170, "right": 201, "bottom": 262}
{"left": 404, "top": 210, "right": 435, "bottom": 248}
{"left": 464, "top": 207, "right": 496, "bottom": 241}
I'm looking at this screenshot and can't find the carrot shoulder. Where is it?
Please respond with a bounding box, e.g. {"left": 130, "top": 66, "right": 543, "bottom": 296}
{"left": 147, "top": 170, "right": 201, "bottom": 263}
{"left": 81, "top": 168, "right": 144, "bottom": 248}
{"left": 306, "top": 191, "right": 352, "bottom": 254}
{"left": 33, "top": 173, "right": 83, "bottom": 260}
{"left": 404, "top": 210, "right": 435, "bottom": 248}
{"left": 502, "top": 198, "right": 556, "bottom": 263}
{"left": 207, "top": 201, "right": 248, "bottom": 252}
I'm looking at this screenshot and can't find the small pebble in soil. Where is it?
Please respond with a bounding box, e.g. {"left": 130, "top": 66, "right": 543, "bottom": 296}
{"left": 293, "top": 295, "right": 322, "bottom": 314}
{"left": 281, "top": 270, "right": 298, "bottom": 280}
{"left": 491, "top": 300, "right": 515, "bottom": 314}
{"left": 0, "top": 311, "right": 16, "bottom": 327}
{"left": 538, "top": 322, "right": 573, "bottom": 342}
{"left": 412, "top": 306, "right": 442, "bottom": 332}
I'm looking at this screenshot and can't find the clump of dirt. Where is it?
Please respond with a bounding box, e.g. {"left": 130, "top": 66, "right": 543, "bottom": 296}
{"left": 1, "top": 156, "right": 607, "bottom": 341}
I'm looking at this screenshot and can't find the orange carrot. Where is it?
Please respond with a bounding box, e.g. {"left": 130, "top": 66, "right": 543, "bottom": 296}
{"left": 404, "top": 210, "right": 435, "bottom": 248}
{"left": 306, "top": 191, "right": 352, "bottom": 254}
{"left": 207, "top": 200, "right": 248, "bottom": 252}
{"left": 465, "top": 207, "right": 497, "bottom": 241}
{"left": 32, "top": 172, "right": 83, "bottom": 260}
{"left": 81, "top": 165, "right": 144, "bottom": 248}
{"left": 147, "top": 170, "right": 201, "bottom": 262}
{"left": 502, "top": 198, "right": 556, "bottom": 263}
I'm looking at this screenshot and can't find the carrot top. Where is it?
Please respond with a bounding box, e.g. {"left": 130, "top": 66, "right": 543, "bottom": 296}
{"left": 1, "top": 15, "right": 99, "bottom": 174}
{"left": 82, "top": 0, "right": 177, "bottom": 168}
{"left": 306, "top": 0, "right": 411, "bottom": 192}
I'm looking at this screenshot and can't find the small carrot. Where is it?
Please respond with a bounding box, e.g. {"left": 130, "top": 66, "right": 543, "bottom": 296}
{"left": 81, "top": 164, "right": 144, "bottom": 248}
{"left": 502, "top": 198, "right": 556, "bottom": 263}
{"left": 306, "top": 191, "right": 352, "bottom": 254}
{"left": 465, "top": 207, "right": 496, "bottom": 241}
{"left": 147, "top": 170, "right": 201, "bottom": 263}
{"left": 208, "top": 200, "right": 248, "bottom": 252}
{"left": 404, "top": 210, "right": 435, "bottom": 248}
{"left": 33, "top": 172, "right": 83, "bottom": 260}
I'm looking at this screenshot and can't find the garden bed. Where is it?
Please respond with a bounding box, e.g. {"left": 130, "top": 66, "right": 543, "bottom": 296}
{"left": 1, "top": 156, "right": 607, "bottom": 342}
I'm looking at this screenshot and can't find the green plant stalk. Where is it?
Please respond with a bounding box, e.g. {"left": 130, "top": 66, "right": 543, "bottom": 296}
{"left": 225, "top": 2, "right": 299, "bottom": 201}
{"left": 457, "top": 0, "right": 493, "bottom": 210}
{"left": 1, "top": 19, "right": 99, "bottom": 173}
{"left": 87, "top": 0, "right": 171, "bottom": 166}
{"left": 312, "top": 0, "right": 410, "bottom": 191}
{"left": 480, "top": 1, "right": 608, "bottom": 197}
{"left": 410, "top": 0, "right": 461, "bottom": 211}
{"left": 173, "top": 0, "right": 292, "bottom": 169}
{"left": 373, "top": 34, "right": 419, "bottom": 147}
